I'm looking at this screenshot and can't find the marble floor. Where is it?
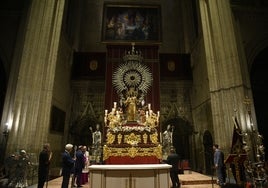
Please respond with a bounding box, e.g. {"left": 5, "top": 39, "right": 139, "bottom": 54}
{"left": 27, "top": 171, "right": 224, "bottom": 188}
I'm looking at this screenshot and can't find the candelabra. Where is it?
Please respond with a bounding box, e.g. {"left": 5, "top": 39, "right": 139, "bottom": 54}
{"left": 104, "top": 101, "right": 160, "bottom": 130}
{"left": 242, "top": 97, "right": 267, "bottom": 187}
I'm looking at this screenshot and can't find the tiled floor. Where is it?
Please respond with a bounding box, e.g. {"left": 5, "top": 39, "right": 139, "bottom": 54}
{"left": 27, "top": 171, "right": 223, "bottom": 188}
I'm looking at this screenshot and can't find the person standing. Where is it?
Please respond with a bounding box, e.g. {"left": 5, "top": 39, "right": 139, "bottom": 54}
{"left": 213, "top": 144, "right": 226, "bottom": 187}
{"left": 61, "top": 144, "right": 75, "bottom": 188}
{"left": 74, "top": 145, "right": 85, "bottom": 187}
{"left": 166, "top": 147, "right": 181, "bottom": 188}
{"left": 81, "top": 146, "right": 89, "bottom": 185}
{"left": 38, "top": 143, "right": 52, "bottom": 188}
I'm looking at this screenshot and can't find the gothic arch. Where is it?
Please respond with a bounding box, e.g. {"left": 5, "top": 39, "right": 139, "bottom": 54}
{"left": 246, "top": 36, "right": 268, "bottom": 69}
{"left": 163, "top": 117, "right": 193, "bottom": 160}
{"left": 0, "top": 58, "right": 7, "bottom": 121}
{"left": 69, "top": 115, "right": 100, "bottom": 147}
{"left": 250, "top": 46, "right": 268, "bottom": 161}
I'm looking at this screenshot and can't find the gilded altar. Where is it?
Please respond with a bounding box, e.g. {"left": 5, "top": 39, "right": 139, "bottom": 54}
{"left": 104, "top": 103, "right": 162, "bottom": 164}
{"left": 103, "top": 44, "right": 162, "bottom": 164}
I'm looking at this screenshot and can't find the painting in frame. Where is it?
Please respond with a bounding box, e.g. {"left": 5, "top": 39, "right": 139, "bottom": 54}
{"left": 50, "top": 105, "right": 65, "bottom": 134}
{"left": 102, "top": 3, "right": 162, "bottom": 43}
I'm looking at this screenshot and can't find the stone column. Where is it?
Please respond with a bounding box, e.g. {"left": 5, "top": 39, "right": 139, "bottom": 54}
{"left": 5, "top": 0, "right": 65, "bottom": 154}
{"left": 199, "top": 0, "right": 254, "bottom": 150}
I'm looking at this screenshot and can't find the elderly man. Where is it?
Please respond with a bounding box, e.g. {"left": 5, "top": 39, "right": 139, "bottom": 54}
{"left": 61, "top": 144, "right": 75, "bottom": 188}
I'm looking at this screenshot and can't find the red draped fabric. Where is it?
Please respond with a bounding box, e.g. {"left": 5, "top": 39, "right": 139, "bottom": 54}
{"left": 104, "top": 44, "right": 160, "bottom": 111}
{"left": 105, "top": 156, "right": 160, "bottom": 164}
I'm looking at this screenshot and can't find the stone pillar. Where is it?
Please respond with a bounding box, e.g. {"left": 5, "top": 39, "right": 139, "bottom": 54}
{"left": 5, "top": 0, "right": 65, "bottom": 154}
{"left": 199, "top": 0, "right": 254, "bottom": 150}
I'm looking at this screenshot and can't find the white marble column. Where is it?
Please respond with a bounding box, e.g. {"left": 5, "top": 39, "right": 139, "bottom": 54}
{"left": 5, "top": 0, "right": 65, "bottom": 154}
{"left": 199, "top": 0, "right": 254, "bottom": 150}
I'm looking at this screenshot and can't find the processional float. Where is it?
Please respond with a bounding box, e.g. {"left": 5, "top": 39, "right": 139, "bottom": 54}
{"left": 225, "top": 97, "right": 267, "bottom": 187}
{"left": 103, "top": 44, "right": 162, "bottom": 164}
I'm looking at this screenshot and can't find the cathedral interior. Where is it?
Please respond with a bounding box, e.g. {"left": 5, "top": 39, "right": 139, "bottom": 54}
{"left": 0, "top": 0, "right": 268, "bottom": 186}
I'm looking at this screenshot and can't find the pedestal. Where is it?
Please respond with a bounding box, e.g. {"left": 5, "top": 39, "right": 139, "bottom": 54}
{"left": 89, "top": 164, "right": 171, "bottom": 188}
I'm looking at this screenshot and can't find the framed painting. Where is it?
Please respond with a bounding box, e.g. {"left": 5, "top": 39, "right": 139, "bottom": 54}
{"left": 50, "top": 105, "right": 66, "bottom": 133}
{"left": 102, "top": 3, "right": 162, "bottom": 43}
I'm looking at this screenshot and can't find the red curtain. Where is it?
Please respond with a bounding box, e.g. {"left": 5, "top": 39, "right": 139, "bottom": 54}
{"left": 105, "top": 156, "right": 160, "bottom": 164}
{"left": 104, "top": 44, "right": 160, "bottom": 111}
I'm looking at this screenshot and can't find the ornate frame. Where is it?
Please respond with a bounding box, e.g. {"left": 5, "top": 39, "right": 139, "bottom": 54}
{"left": 102, "top": 3, "right": 162, "bottom": 43}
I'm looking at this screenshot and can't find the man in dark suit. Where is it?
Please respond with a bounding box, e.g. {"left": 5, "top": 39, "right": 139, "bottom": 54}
{"left": 74, "top": 146, "right": 85, "bottom": 187}
{"left": 61, "top": 144, "right": 75, "bottom": 188}
{"left": 38, "top": 143, "right": 52, "bottom": 188}
{"left": 213, "top": 144, "right": 226, "bottom": 187}
{"left": 166, "top": 147, "right": 181, "bottom": 188}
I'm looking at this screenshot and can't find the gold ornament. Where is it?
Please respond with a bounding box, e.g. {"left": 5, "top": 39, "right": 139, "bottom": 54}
{"left": 89, "top": 60, "right": 98, "bottom": 70}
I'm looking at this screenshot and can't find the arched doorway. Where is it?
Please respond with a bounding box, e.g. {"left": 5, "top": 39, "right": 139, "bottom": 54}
{"left": 203, "top": 130, "right": 213, "bottom": 175}
{"left": 0, "top": 59, "right": 7, "bottom": 164}
{"left": 250, "top": 47, "right": 268, "bottom": 161}
{"left": 163, "top": 117, "right": 193, "bottom": 160}
{"left": 0, "top": 59, "right": 6, "bottom": 121}
{"left": 69, "top": 115, "right": 100, "bottom": 148}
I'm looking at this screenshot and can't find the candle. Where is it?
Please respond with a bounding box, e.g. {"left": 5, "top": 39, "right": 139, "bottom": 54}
{"left": 148, "top": 103, "right": 151, "bottom": 110}
{"left": 105, "top": 110, "right": 108, "bottom": 115}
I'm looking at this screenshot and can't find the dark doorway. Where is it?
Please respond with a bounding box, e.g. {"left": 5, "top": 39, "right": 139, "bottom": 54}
{"left": 0, "top": 59, "right": 7, "bottom": 164}
{"left": 203, "top": 130, "right": 213, "bottom": 175}
{"left": 250, "top": 47, "right": 268, "bottom": 161}
{"left": 163, "top": 117, "right": 193, "bottom": 160}
{"left": 0, "top": 60, "right": 6, "bottom": 122}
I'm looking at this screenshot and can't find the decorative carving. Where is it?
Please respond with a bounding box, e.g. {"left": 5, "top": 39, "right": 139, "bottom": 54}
{"left": 241, "top": 97, "right": 267, "bottom": 187}
{"left": 103, "top": 145, "right": 162, "bottom": 160}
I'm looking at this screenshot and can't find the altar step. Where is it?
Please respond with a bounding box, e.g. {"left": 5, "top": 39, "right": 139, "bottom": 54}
{"left": 179, "top": 171, "right": 218, "bottom": 187}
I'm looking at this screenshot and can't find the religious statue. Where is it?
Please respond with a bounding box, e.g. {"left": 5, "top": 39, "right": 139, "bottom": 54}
{"left": 162, "top": 124, "right": 173, "bottom": 157}
{"left": 91, "top": 124, "right": 102, "bottom": 163}
{"left": 92, "top": 124, "right": 102, "bottom": 149}
{"left": 124, "top": 88, "right": 139, "bottom": 122}
{"left": 5, "top": 150, "right": 30, "bottom": 187}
